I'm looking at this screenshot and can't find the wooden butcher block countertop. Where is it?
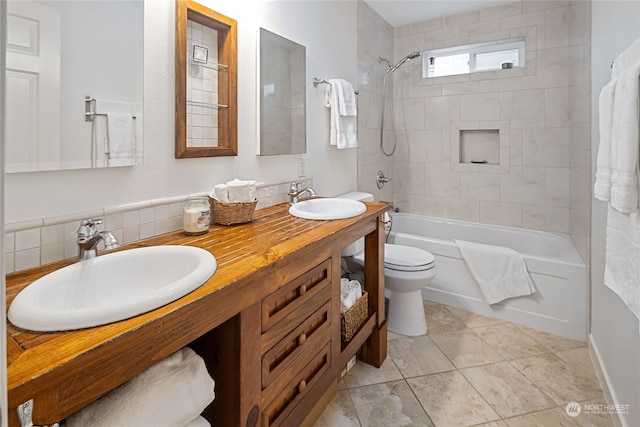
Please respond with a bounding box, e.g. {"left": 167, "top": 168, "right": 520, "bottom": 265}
{"left": 5, "top": 201, "right": 388, "bottom": 426}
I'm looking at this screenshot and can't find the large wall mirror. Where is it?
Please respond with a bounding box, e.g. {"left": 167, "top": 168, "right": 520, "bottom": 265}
{"left": 258, "top": 28, "right": 306, "bottom": 156}
{"left": 5, "top": 0, "right": 143, "bottom": 173}
{"left": 175, "top": 0, "right": 237, "bottom": 158}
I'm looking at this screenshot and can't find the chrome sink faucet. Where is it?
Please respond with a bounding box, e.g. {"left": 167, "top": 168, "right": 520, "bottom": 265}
{"left": 76, "top": 218, "right": 120, "bottom": 261}
{"left": 288, "top": 182, "right": 317, "bottom": 205}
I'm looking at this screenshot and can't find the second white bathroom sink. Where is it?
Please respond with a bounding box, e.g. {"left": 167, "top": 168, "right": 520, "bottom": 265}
{"left": 289, "top": 198, "right": 367, "bottom": 220}
{"left": 8, "top": 245, "right": 217, "bottom": 332}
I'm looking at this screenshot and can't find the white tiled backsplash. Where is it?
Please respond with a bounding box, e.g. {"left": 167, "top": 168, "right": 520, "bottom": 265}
{"left": 5, "top": 178, "right": 313, "bottom": 274}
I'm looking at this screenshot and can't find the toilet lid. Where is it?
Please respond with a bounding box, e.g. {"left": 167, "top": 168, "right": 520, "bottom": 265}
{"left": 384, "top": 244, "right": 435, "bottom": 272}
{"left": 352, "top": 244, "right": 435, "bottom": 272}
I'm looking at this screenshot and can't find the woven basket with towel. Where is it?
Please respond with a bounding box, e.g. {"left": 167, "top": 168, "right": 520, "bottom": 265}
{"left": 209, "top": 179, "right": 258, "bottom": 225}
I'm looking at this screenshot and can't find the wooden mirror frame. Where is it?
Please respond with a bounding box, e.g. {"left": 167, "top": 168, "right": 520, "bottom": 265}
{"left": 175, "top": 0, "right": 237, "bottom": 158}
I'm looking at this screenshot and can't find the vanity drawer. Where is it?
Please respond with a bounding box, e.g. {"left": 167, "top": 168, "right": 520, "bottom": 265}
{"left": 261, "top": 258, "right": 332, "bottom": 333}
{"left": 262, "top": 342, "right": 331, "bottom": 427}
{"left": 262, "top": 300, "right": 332, "bottom": 388}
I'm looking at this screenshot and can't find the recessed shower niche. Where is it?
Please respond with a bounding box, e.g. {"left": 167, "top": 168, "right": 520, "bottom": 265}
{"left": 451, "top": 121, "right": 510, "bottom": 173}
{"left": 461, "top": 130, "right": 499, "bottom": 164}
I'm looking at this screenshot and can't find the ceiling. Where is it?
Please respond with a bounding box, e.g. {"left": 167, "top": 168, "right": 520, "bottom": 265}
{"left": 364, "top": 0, "right": 512, "bottom": 27}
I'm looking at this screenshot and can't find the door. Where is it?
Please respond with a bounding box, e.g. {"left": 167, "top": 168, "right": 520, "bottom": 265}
{"left": 5, "top": 0, "right": 60, "bottom": 172}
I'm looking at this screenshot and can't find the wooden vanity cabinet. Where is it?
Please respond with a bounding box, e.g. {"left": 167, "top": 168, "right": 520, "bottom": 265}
{"left": 261, "top": 259, "right": 333, "bottom": 426}
{"left": 6, "top": 203, "right": 388, "bottom": 427}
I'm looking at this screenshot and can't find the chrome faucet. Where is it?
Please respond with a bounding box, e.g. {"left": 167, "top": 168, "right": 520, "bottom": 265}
{"left": 288, "top": 182, "right": 317, "bottom": 205}
{"left": 76, "top": 218, "right": 120, "bottom": 261}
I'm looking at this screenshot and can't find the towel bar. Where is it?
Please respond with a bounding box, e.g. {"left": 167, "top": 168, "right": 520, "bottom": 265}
{"left": 85, "top": 96, "right": 137, "bottom": 122}
{"left": 313, "top": 77, "right": 358, "bottom": 95}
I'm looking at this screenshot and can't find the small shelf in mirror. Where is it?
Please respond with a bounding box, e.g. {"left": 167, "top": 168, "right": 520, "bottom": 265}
{"left": 176, "top": 0, "right": 237, "bottom": 158}
{"left": 187, "top": 100, "right": 229, "bottom": 109}
{"left": 188, "top": 61, "right": 229, "bottom": 71}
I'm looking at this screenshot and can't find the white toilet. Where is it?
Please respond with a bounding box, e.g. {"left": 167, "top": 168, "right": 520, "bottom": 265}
{"left": 339, "top": 192, "right": 437, "bottom": 336}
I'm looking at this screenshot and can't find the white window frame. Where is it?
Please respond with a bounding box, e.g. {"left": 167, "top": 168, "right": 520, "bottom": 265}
{"left": 422, "top": 36, "right": 525, "bottom": 78}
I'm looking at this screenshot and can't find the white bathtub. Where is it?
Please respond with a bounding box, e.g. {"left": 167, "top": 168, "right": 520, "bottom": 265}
{"left": 387, "top": 213, "right": 589, "bottom": 341}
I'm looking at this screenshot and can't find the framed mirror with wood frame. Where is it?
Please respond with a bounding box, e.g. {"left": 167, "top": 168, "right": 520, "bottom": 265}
{"left": 175, "top": 0, "right": 237, "bottom": 158}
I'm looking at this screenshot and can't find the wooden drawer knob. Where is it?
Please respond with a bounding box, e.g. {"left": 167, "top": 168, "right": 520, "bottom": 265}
{"left": 299, "top": 284, "right": 307, "bottom": 296}
{"left": 298, "top": 379, "right": 306, "bottom": 393}
{"left": 297, "top": 333, "right": 307, "bottom": 346}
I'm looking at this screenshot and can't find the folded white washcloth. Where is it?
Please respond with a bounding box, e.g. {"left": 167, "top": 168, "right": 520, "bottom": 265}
{"left": 609, "top": 61, "right": 640, "bottom": 213}
{"left": 65, "top": 347, "right": 215, "bottom": 427}
{"left": 185, "top": 416, "right": 211, "bottom": 427}
{"left": 324, "top": 80, "right": 358, "bottom": 149}
{"left": 212, "top": 183, "right": 230, "bottom": 203}
{"left": 455, "top": 239, "right": 536, "bottom": 305}
{"left": 226, "top": 178, "right": 258, "bottom": 202}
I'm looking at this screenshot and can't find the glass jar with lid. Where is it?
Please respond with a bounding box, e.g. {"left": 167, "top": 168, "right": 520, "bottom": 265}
{"left": 183, "top": 196, "right": 210, "bottom": 235}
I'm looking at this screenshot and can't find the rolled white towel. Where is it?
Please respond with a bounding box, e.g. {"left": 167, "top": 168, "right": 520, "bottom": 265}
{"left": 226, "top": 178, "right": 257, "bottom": 202}
{"left": 65, "top": 347, "right": 215, "bottom": 427}
{"left": 340, "top": 278, "right": 362, "bottom": 312}
{"left": 185, "top": 416, "right": 211, "bottom": 427}
{"left": 212, "top": 183, "right": 229, "bottom": 202}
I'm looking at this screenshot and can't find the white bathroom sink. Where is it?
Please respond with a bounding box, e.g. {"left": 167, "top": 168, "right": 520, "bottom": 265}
{"left": 289, "top": 198, "right": 367, "bottom": 220}
{"left": 8, "top": 245, "right": 217, "bottom": 332}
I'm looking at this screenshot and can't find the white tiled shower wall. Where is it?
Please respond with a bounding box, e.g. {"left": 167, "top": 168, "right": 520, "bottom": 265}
{"left": 358, "top": 0, "right": 591, "bottom": 262}
{"left": 356, "top": 1, "right": 395, "bottom": 202}
{"left": 4, "top": 178, "right": 312, "bottom": 274}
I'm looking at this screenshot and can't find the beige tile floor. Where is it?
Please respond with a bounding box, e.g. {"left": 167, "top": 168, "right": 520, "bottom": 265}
{"left": 314, "top": 301, "right": 615, "bottom": 427}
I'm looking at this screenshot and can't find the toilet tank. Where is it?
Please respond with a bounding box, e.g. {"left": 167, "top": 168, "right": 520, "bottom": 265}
{"left": 338, "top": 192, "right": 374, "bottom": 256}
{"left": 338, "top": 192, "right": 375, "bottom": 202}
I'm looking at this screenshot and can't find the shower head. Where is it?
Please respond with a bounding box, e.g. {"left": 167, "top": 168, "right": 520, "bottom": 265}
{"left": 387, "top": 51, "right": 421, "bottom": 73}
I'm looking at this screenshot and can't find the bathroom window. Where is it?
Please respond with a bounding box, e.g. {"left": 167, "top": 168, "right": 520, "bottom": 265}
{"left": 422, "top": 36, "right": 524, "bottom": 78}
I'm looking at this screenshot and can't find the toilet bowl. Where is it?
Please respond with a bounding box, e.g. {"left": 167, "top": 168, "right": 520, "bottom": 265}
{"left": 338, "top": 192, "right": 437, "bottom": 336}
{"left": 351, "top": 244, "right": 436, "bottom": 336}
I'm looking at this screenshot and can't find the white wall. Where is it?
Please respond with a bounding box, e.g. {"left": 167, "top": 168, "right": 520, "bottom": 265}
{"left": 4, "top": 0, "right": 358, "bottom": 224}
{"left": 591, "top": 2, "right": 640, "bottom": 426}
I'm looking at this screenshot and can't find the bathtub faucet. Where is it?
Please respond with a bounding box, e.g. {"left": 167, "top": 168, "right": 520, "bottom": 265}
{"left": 380, "top": 200, "right": 398, "bottom": 212}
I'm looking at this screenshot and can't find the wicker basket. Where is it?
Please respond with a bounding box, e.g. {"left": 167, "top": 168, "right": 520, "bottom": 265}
{"left": 209, "top": 197, "right": 257, "bottom": 225}
{"left": 341, "top": 291, "right": 369, "bottom": 342}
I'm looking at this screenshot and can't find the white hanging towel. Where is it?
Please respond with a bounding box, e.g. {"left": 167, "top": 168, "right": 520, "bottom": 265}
{"left": 91, "top": 115, "right": 109, "bottom": 168}
{"left": 604, "top": 207, "right": 640, "bottom": 331}
{"left": 324, "top": 79, "right": 358, "bottom": 149}
{"left": 106, "top": 112, "right": 136, "bottom": 167}
{"left": 595, "top": 38, "right": 640, "bottom": 213}
{"left": 609, "top": 61, "right": 640, "bottom": 213}
{"left": 594, "top": 79, "right": 616, "bottom": 201}
{"left": 91, "top": 98, "right": 138, "bottom": 167}
{"left": 455, "top": 239, "right": 536, "bottom": 305}
{"left": 64, "top": 347, "right": 215, "bottom": 427}
{"left": 596, "top": 37, "right": 640, "bottom": 332}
